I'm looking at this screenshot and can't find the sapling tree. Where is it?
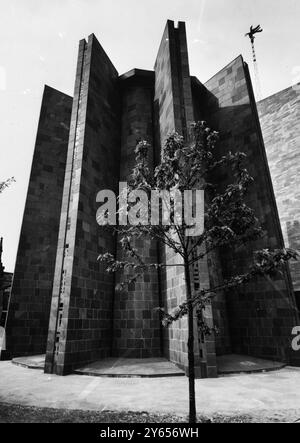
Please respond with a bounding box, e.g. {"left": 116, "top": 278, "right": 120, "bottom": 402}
{"left": 98, "top": 122, "right": 298, "bottom": 423}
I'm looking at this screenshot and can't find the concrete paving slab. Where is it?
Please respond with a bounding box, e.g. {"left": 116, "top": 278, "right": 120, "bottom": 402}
{"left": 12, "top": 353, "right": 286, "bottom": 377}
{"left": 12, "top": 355, "right": 45, "bottom": 370}
{"left": 74, "top": 357, "right": 185, "bottom": 377}
{"left": 0, "top": 361, "right": 300, "bottom": 421}
{"left": 217, "top": 354, "right": 286, "bottom": 374}
{"left": 11, "top": 355, "right": 185, "bottom": 377}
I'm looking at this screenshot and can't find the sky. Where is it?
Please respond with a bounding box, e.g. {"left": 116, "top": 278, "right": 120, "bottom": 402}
{"left": 0, "top": 0, "right": 300, "bottom": 272}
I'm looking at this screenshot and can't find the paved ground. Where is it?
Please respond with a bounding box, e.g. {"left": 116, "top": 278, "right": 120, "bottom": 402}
{"left": 217, "top": 354, "right": 285, "bottom": 374}
{"left": 12, "top": 354, "right": 285, "bottom": 376}
{"left": 12, "top": 355, "right": 185, "bottom": 377}
{"left": 0, "top": 361, "right": 300, "bottom": 422}
{"left": 12, "top": 355, "right": 45, "bottom": 370}
{"left": 74, "top": 357, "right": 185, "bottom": 377}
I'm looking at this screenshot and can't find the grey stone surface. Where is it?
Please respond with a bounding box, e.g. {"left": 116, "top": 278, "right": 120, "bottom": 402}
{"left": 217, "top": 354, "right": 285, "bottom": 374}
{"left": 258, "top": 85, "right": 300, "bottom": 299}
{"left": 12, "top": 355, "right": 45, "bottom": 370}
{"left": 192, "top": 57, "right": 299, "bottom": 362}
{"left": 74, "top": 357, "right": 185, "bottom": 377}
{"left": 1, "top": 360, "right": 300, "bottom": 420}
{"left": 5, "top": 86, "right": 72, "bottom": 358}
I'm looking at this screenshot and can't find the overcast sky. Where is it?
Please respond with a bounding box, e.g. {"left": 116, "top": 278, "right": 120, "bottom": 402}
{"left": 0, "top": 0, "right": 300, "bottom": 271}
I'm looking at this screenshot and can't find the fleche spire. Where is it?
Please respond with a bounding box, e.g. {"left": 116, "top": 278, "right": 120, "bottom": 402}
{"left": 245, "top": 24, "right": 263, "bottom": 100}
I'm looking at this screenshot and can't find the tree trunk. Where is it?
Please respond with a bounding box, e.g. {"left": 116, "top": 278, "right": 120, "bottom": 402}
{"left": 184, "top": 261, "right": 196, "bottom": 423}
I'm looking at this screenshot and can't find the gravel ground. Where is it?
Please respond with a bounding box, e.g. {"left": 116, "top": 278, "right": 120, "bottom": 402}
{"left": 0, "top": 402, "right": 299, "bottom": 423}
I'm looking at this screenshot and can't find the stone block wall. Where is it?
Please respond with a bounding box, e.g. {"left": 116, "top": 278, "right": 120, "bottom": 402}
{"left": 113, "top": 70, "right": 161, "bottom": 358}
{"left": 5, "top": 86, "right": 72, "bottom": 357}
{"left": 192, "top": 78, "right": 232, "bottom": 357}
{"left": 257, "top": 85, "right": 300, "bottom": 305}
{"left": 154, "top": 20, "right": 194, "bottom": 145}
{"left": 154, "top": 21, "right": 217, "bottom": 377}
{"left": 192, "top": 56, "right": 299, "bottom": 362}
{"left": 45, "top": 35, "right": 121, "bottom": 375}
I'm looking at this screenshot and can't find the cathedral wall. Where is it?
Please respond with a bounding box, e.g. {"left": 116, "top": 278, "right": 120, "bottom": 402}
{"left": 257, "top": 86, "right": 300, "bottom": 305}
{"left": 192, "top": 78, "right": 232, "bottom": 357}
{"left": 198, "top": 56, "right": 299, "bottom": 362}
{"left": 154, "top": 21, "right": 217, "bottom": 377}
{"left": 45, "top": 35, "right": 121, "bottom": 375}
{"left": 113, "top": 72, "right": 161, "bottom": 358}
{"left": 6, "top": 86, "right": 71, "bottom": 357}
